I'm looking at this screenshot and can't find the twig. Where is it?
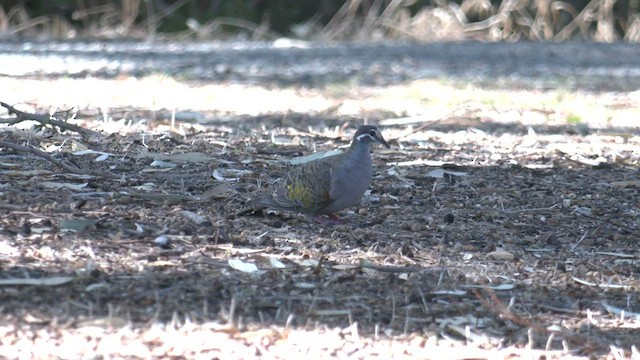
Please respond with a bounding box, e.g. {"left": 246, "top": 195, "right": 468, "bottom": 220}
{"left": 360, "top": 260, "right": 431, "bottom": 273}
{"left": 571, "top": 230, "right": 589, "bottom": 250}
{"left": 576, "top": 211, "right": 638, "bottom": 232}
{"left": 0, "top": 140, "right": 86, "bottom": 175}
{"left": 0, "top": 140, "right": 119, "bottom": 178}
{"left": 313, "top": 251, "right": 326, "bottom": 275}
{"left": 501, "top": 203, "right": 561, "bottom": 214}
{"left": 0, "top": 101, "right": 97, "bottom": 137}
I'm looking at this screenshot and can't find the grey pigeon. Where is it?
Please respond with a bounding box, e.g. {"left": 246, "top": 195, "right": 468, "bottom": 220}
{"left": 239, "top": 125, "right": 390, "bottom": 223}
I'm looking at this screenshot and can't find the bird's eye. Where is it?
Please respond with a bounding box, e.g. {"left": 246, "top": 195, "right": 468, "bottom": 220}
{"left": 369, "top": 130, "right": 377, "bottom": 137}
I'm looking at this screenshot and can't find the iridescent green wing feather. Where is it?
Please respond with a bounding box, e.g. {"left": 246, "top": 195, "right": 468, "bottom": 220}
{"left": 273, "top": 158, "right": 334, "bottom": 212}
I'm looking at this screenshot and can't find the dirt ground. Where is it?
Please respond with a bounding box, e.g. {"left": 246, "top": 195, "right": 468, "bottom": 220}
{"left": 1, "top": 80, "right": 640, "bottom": 359}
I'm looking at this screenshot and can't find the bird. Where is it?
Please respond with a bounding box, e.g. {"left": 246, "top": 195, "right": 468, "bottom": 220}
{"left": 238, "top": 125, "right": 390, "bottom": 224}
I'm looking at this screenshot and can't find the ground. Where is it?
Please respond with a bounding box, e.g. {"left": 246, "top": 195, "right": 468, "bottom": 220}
{"left": 0, "top": 42, "right": 640, "bottom": 359}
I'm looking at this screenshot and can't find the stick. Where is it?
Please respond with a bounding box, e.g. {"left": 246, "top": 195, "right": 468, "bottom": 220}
{"left": 0, "top": 102, "right": 98, "bottom": 137}
{"left": 0, "top": 140, "right": 117, "bottom": 178}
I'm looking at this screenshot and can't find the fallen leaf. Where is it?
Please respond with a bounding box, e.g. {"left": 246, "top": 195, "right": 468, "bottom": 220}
{"left": 132, "top": 183, "right": 156, "bottom": 191}
{"left": 60, "top": 219, "right": 100, "bottom": 231}
{"left": 179, "top": 211, "right": 207, "bottom": 224}
{"left": 0, "top": 241, "right": 19, "bottom": 256}
{"left": 199, "top": 183, "right": 234, "bottom": 200}
{"left": 573, "top": 207, "right": 592, "bottom": 216}
{"left": 228, "top": 259, "right": 259, "bottom": 273}
{"left": 610, "top": 180, "right": 640, "bottom": 188}
{"left": 427, "top": 169, "right": 467, "bottom": 178}
{"left": 40, "top": 182, "right": 88, "bottom": 190}
{"left": 76, "top": 316, "right": 128, "bottom": 328}
{"left": 266, "top": 256, "right": 286, "bottom": 269}
{"left": 0, "top": 277, "right": 74, "bottom": 286}
{"left": 95, "top": 153, "right": 110, "bottom": 162}
{"left": 150, "top": 160, "right": 177, "bottom": 168}
{"left": 485, "top": 249, "right": 515, "bottom": 261}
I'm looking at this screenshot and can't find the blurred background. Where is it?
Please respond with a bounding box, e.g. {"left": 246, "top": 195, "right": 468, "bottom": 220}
{"left": 1, "top": 0, "right": 639, "bottom": 41}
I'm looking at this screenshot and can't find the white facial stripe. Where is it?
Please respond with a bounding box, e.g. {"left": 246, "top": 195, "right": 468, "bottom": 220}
{"left": 356, "top": 133, "right": 376, "bottom": 141}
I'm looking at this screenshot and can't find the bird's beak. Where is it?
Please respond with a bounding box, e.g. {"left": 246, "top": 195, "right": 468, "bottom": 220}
{"left": 377, "top": 136, "right": 391, "bottom": 148}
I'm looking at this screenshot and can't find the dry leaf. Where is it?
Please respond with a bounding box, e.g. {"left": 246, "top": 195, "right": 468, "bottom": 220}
{"left": 199, "top": 183, "right": 234, "bottom": 200}
{"left": 610, "top": 180, "right": 640, "bottom": 188}
{"left": 40, "top": 182, "right": 88, "bottom": 190}
{"left": 0, "top": 277, "right": 74, "bottom": 286}
{"left": 60, "top": 219, "right": 99, "bottom": 231}
{"left": 266, "top": 256, "right": 286, "bottom": 269}
{"left": 427, "top": 169, "right": 467, "bottom": 178}
{"left": 485, "top": 249, "right": 515, "bottom": 261}
{"left": 228, "top": 259, "right": 259, "bottom": 273}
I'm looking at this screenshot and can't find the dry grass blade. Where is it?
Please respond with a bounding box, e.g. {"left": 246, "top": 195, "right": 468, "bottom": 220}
{"left": 594, "top": 0, "right": 617, "bottom": 42}
{"left": 554, "top": 0, "right": 601, "bottom": 40}
{"left": 624, "top": 14, "right": 640, "bottom": 41}
{"left": 322, "top": 0, "right": 361, "bottom": 40}
{"left": 473, "top": 288, "right": 608, "bottom": 353}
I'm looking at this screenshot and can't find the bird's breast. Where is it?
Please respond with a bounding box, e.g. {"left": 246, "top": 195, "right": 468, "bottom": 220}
{"left": 334, "top": 155, "right": 372, "bottom": 197}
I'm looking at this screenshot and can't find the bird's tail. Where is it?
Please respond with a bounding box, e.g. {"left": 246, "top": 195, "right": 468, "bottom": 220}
{"left": 235, "top": 196, "right": 268, "bottom": 216}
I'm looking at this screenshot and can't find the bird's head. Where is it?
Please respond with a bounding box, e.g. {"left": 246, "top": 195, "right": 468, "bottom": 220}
{"left": 353, "top": 125, "right": 390, "bottom": 148}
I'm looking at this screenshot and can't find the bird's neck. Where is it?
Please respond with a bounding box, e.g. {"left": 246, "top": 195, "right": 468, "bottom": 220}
{"left": 347, "top": 141, "right": 370, "bottom": 157}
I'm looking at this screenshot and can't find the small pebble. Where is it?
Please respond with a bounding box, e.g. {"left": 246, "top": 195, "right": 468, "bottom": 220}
{"left": 443, "top": 213, "right": 455, "bottom": 224}
{"left": 410, "top": 223, "right": 423, "bottom": 232}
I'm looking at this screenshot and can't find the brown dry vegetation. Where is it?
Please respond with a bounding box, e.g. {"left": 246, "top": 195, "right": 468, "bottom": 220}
{"left": 0, "top": 0, "right": 639, "bottom": 41}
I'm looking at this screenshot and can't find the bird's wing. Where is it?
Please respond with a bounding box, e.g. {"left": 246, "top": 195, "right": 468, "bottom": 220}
{"left": 274, "top": 159, "right": 333, "bottom": 212}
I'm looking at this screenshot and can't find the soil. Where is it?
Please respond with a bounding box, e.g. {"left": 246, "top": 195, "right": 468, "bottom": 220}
{"left": 1, "top": 113, "right": 639, "bottom": 358}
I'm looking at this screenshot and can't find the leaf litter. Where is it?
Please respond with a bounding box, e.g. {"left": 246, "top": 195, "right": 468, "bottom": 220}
{"left": 0, "top": 108, "right": 639, "bottom": 359}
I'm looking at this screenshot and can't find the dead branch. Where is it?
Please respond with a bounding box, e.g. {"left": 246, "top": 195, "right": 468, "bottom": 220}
{"left": 0, "top": 140, "right": 117, "bottom": 178}
{"left": 0, "top": 101, "right": 98, "bottom": 137}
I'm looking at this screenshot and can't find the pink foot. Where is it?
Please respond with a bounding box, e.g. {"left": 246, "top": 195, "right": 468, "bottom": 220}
{"left": 312, "top": 214, "right": 346, "bottom": 225}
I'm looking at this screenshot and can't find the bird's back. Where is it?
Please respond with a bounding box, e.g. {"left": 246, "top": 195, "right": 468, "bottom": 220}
{"left": 253, "top": 154, "right": 339, "bottom": 215}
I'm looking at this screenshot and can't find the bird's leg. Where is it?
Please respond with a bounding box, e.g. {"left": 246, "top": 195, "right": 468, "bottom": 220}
{"left": 311, "top": 214, "right": 346, "bottom": 225}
